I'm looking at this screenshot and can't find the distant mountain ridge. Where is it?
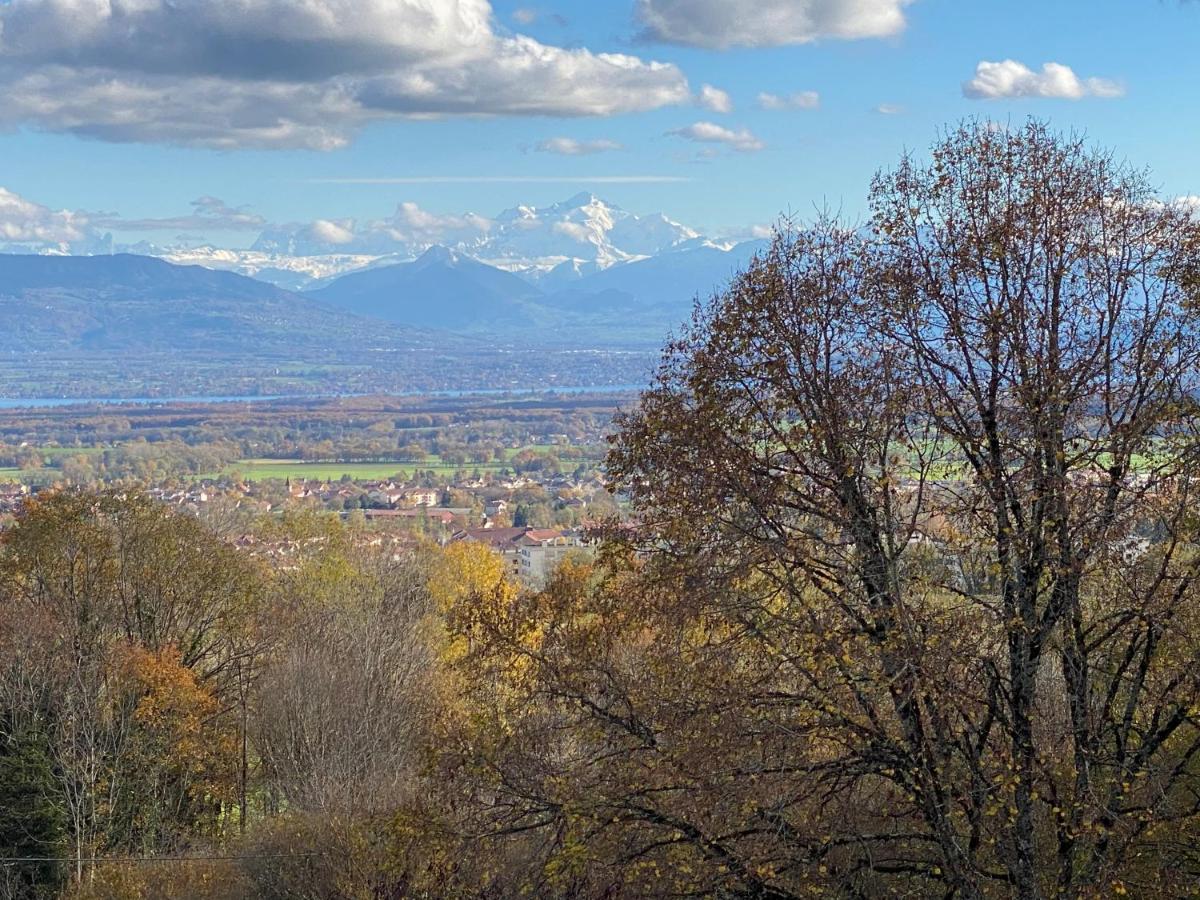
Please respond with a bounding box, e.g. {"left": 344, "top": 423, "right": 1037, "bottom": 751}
{"left": 0, "top": 194, "right": 773, "bottom": 348}
{"left": 310, "top": 246, "right": 544, "bottom": 331}
{"left": 149, "top": 193, "right": 722, "bottom": 289}
{"left": 308, "top": 238, "right": 770, "bottom": 341}
{"left": 0, "top": 253, "right": 450, "bottom": 355}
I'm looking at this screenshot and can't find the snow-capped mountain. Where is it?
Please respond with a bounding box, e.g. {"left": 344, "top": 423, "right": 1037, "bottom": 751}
{"left": 301, "top": 235, "right": 771, "bottom": 343}
{"left": 151, "top": 193, "right": 702, "bottom": 289}
{"left": 152, "top": 245, "right": 387, "bottom": 292}
{"left": 464, "top": 192, "right": 699, "bottom": 275}
{"left": 310, "top": 245, "right": 544, "bottom": 331}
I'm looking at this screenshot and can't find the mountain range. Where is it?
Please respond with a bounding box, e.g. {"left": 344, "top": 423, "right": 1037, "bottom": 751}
{"left": 308, "top": 237, "right": 767, "bottom": 342}
{"left": 0, "top": 195, "right": 772, "bottom": 352}
{"left": 0, "top": 253, "right": 451, "bottom": 356}
{"left": 151, "top": 193, "right": 751, "bottom": 292}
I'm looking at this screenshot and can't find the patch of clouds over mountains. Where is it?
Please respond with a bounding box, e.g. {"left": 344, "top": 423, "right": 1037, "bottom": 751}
{"left": 0, "top": 186, "right": 719, "bottom": 290}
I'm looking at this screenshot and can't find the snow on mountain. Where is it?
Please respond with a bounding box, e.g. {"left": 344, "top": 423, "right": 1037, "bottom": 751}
{"left": 310, "top": 244, "right": 543, "bottom": 332}
{"left": 81, "top": 195, "right": 719, "bottom": 290}
{"left": 172, "top": 194, "right": 702, "bottom": 288}
{"left": 151, "top": 245, "right": 386, "bottom": 291}
{"left": 464, "top": 192, "right": 699, "bottom": 273}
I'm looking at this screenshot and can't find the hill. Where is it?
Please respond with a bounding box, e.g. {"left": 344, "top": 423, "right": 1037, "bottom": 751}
{"left": 309, "top": 246, "right": 544, "bottom": 331}
{"left": 0, "top": 253, "right": 444, "bottom": 355}
{"left": 547, "top": 239, "right": 769, "bottom": 315}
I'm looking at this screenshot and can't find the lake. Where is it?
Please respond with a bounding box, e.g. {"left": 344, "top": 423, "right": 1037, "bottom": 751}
{"left": 0, "top": 384, "right": 645, "bottom": 410}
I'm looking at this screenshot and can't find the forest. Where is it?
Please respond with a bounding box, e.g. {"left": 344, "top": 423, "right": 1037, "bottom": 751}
{"left": 5, "top": 122, "right": 1200, "bottom": 898}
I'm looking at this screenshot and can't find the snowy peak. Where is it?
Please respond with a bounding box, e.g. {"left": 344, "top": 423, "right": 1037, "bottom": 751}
{"left": 464, "top": 194, "right": 698, "bottom": 273}
{"left": 560, "top": 191, "right": 603, "bottom": 209}
{"left": 108, "top": 195, "right": 716, "bottom": 289}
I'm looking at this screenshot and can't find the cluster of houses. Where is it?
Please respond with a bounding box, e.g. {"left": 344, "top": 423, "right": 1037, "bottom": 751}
{"left": 0, "top": 482, "right": 30, "bottom": 515}
{"left": 232, "top": 530, "right": 420, "bottom": 570}
{"left": 450, "top": 525, "right": 594, "bottom": 587}
{"left": 0, "top": 468, "right": 606, "bottom": 587}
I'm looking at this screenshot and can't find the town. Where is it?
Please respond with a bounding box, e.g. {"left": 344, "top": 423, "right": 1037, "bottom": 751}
{"left": 0, "top": 392, "right": 626, "bottom": 587}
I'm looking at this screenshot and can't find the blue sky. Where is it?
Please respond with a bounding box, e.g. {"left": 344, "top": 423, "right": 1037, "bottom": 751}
{"left": 0, "top": 0, "right": 1197, "bottom": 248}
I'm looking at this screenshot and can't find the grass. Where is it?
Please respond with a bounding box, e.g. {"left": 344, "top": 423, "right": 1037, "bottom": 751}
{"left": 224, "top": 461, "right": 431, "bottom": 481}
{"left": 216, "top": 445, "right": 599, "bottom": 483}
{"left": 40, "top": 447, "right": 104, "bottom": 459}
{"left": 0, "top": 467, "right": 21, "bottom": 480}
{"left": 222, "top": 459, "right": 519, "bottom": 482}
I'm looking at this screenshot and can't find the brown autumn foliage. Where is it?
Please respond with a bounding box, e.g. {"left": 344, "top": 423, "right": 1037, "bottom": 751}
{"left": 8, "top": 121, "right": 1200, "bottom": 900}
{"left": 438, "top": 121, "right": 1200, "bottom": 899}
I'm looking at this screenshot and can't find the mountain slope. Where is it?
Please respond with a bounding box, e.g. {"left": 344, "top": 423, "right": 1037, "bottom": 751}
{"left": 0, "top": 253, "right": 446, "bottom": 355}
{"left": 471, "top": 192, "right": 698, "bottom": 271}
{"left": 547, "top": 239, "right": 769, "bottom": 314}
{"left": 310, "top": 246, "right": 543, "bottom": 331}
{"left": 305, "top": 238, "right": 768, "bottom": 342}
{"left": 112, "top": 194, "right": 724, "bottom": 290}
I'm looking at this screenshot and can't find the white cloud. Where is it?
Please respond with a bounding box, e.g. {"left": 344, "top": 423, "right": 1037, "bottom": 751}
{"left": 636, "top": 0, "right": 912, "bottom": 49}
{"left": 513, "top": 7, "right": 538, "bottom": 25}
{"left": 758, "top": 91, "right": 820, "bottom": 110}
{"left": 553, "top": 221, "right": 592, "bottom": 242}
{"left": 305, "top": 220, "right": 357, "bottom": 245}
{"left": 386, "top": 202, "right": 491, "bottom": 240}
{"left": 253, "top": 199, "right": 494, "bottom": 255}
{"left": 93, "top": 197, "right": 266, "bottom": 231}
{"left": 667, "top": 121, "right": 764, "bottom": 152}
{"left": 358, "top": 36, "right": 690, "bottom": 118}
{"left": 536, "top": 137, "right": 624, "bottom": 155}
{"left": 698, "top": 84, "right": 733, "bottom": 113}
{"left": 0, "top": 0, "right": 690, "bottom": 149}
{"left": 875, "top": 103, "right": 904, "bottom": 115}
{"left": 0, "top": 187, "right": 91, "bottom": 245}
{"left": 963, "top": 61, "right": 1124, "bottom": 100}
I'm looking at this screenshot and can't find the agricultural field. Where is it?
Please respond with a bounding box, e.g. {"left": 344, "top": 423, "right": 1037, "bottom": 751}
{"left": 40, "top": 446, "right": 105, "bottom": 459}
{"left": 221, "top": 444, "right": 597, "bottom": 482}
{"left": 223, "top": 459, "right": 455, "bottom": 482}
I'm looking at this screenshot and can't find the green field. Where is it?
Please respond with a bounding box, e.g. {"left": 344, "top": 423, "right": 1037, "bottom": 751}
{"left": 0, "top": 467, "right": 20, "bottom": 481}
{"left": 217, "top": 445, "right": 595, "bottom": 483}
{"left": 41, "top": 446, "right": 105, "bottom": 459}
{"left": 224, "top": 460, "right": 437, "bottom": 481}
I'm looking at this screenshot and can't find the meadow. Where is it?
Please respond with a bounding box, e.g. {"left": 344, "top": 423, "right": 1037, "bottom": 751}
{"left": 219, "top": 445, "right": 595, "bottom": 482}
{"left": 224, "top": 459, "right": 464, "bottom": 481}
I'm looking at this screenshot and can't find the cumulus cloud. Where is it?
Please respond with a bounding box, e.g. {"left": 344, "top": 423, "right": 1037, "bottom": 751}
{"left": 758, "top": 91, "right": 820, "bottom": 110}
{"left": 93, "top": 197, "right": 266, "bottom": 231}
{"left": 535, "top": 137, "right": 624, "bottom": 155}
{"left": 636, "top": 0, "right": 912, "bottom": 49}
{"left": 698, "top": 84, "right": 733, "bottom": 113}
{"left": 253, "top": 199, "right": 494, "bottom": 255}
{"left": 0, "top": 0, "right": 690, "bottom": 149}
{"left": 963, "top": 61, "right": 1124, "bottom": 100}
{"left": 0, "top": 187, "right": 92, "bottom": 245}
{"left": 369, "top": 202, "right": 493, "bottom": 249}
{"left": 305, "top": 220, "right": 357, "bottom": 245}
{"left": 667, "top": 121, "right": 764, "bottom": 152}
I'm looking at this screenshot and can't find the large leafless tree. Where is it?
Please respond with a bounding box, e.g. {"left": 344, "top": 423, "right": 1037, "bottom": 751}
{"left": 594, "top": 121, "right": 1200, "bottom": 897}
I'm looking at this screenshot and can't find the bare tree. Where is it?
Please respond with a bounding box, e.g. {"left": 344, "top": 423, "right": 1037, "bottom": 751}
{"left": 254, "top": 547, "right": 438, "bottom": 816}
{"left": 596, "top": 120, "right": 1200, "bottom": 897}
